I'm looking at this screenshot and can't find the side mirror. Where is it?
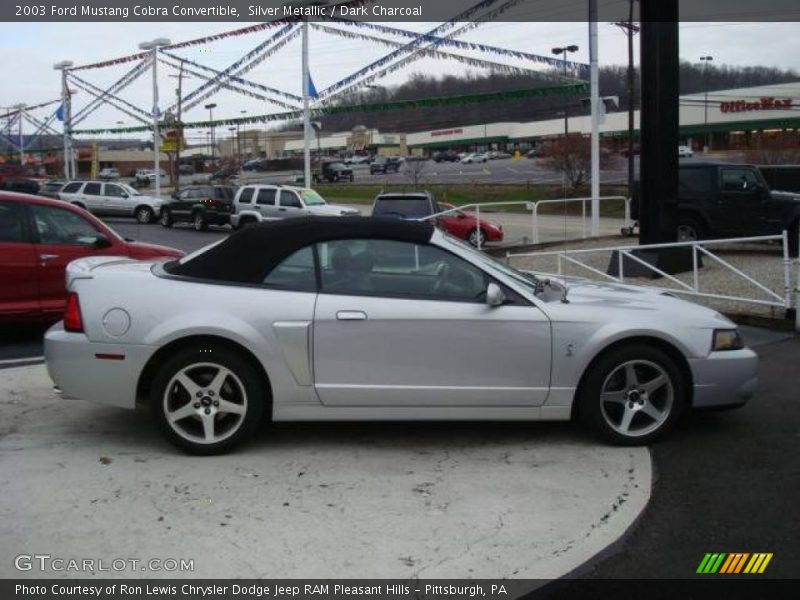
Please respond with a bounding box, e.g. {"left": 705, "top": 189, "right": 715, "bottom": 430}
{"left": 93, "top": 233, "right": 112, "bottom": 249}
{"left": 485, "top": 282, "right": 506, "bottom": 307}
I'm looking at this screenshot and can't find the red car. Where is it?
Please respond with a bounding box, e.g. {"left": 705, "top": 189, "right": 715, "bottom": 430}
{"left": 437, "top": 201, "right": 504, "bottom": 247}
{"left": 0, "top": 192, "right": 183, "bottom": 324}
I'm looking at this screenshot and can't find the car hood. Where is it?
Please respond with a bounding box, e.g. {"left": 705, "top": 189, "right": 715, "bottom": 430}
{"left": 769, "top": 190, "right": 800, "bottom": 202}
{"left": 539, "top": 276, "right": 733, "bottom": 326}
{"left": 307, "top": 204, "right": 361, "bottom": 216}
{"left": 124, "top": 241, "right": 184, "bottom": 259}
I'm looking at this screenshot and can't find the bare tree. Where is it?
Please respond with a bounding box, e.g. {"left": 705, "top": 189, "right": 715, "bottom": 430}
{"left": 744, "top": 135, "right": 800, "bottom": 165}
{"left": 404, "top": 159, "right": 427, "bottom": 188}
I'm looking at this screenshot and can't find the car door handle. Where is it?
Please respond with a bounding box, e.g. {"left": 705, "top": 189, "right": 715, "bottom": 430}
{"left": 336, "top": 311, "right": 367, "bottom": 321}
{"left": 39, "top": 254, "right": 59, "bottom": 262}
{"left": 279, "top": 207, "right": 287, "bottom": 212}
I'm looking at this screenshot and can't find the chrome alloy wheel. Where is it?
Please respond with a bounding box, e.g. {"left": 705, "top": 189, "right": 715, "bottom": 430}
{"left": 599, "top": 359, "right": 674, "bottom": 438}
{"left": 162, "top": 362, "right": 248, "bottom": 445}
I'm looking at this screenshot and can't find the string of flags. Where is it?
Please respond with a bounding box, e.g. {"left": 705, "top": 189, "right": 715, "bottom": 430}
{"left": 71, "top": 84, "right": 589, "bottom": 135}
{"left": 71, "top": 58, "right": 152, "bottom": 125}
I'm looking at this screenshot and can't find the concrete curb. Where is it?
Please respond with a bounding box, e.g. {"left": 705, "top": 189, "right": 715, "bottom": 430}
{"left": 1, "top": 365, "right": 652, "bottom": 581}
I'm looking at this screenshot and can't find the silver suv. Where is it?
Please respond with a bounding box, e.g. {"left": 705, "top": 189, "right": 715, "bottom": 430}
{"left": 58, "top": 180, "right": 163, "bottom": 223}
{"left": 230, "top": 184, "right": 359, "bottom": 228}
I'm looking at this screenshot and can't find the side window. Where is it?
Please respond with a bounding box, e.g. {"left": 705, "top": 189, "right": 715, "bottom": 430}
{"left": 0, "top": 201, "right": 26, "bottom": 243}
{"left": 678, "top": 169, "right": 713, "bottom": 195}
{"left": 238, "top": 187, "right": 254, "bottom": 204}
{"left": 256, "top": 189, "right": 277, "bottom": 206}
{"left": 104, "top": 184, "right": 126, "bottom": 198}
{"left": 280, "top": 192, "right": 302, "bottom": 209}
{"left": 722, "top": 169, "right": 759, "bottom": 193}
{"left": 83, "top": 182, "right": 102, "bottom": 196}
{"left": 262, "top": 246, "right": 317, "bottom": 291}
{"left": 30, "top": 204, "right": 102, "bottom": 245}
{"left": 62, "top": 182, "right": 83, "bottom": 194}
{"left": 179, "top": 189, "right": 192, "bottom": 200}
{"left": 318, "top": 239, "right": 487, "bottom": 302}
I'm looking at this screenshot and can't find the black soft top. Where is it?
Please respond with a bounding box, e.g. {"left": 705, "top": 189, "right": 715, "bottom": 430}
{"left": 166, "top": 216, "right": 434, "bottom": 284}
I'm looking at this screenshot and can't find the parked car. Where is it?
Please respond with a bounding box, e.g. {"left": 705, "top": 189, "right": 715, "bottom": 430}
{"left": 178, "top": 164, "right": 195, "bottom": 176}
{"left": 344, "top": 155, "right": 371, "bottom": 165}
{"left": 371, "top": 191, "right": 437, "bottom": 220}
{"left": 631, "top": 163, "right": 800, "bottom": 255}
{"left": 210, "top": 167, "right": 239, "bottom": 182}
{"left": 436, "top": 201, "right": 504, "bottom": 247}
{"left": 134, "top": 169, "right": 167, "bottom": 185}
{"left": 160, "top": 185, "right": 236, "bottom": 231}
{"left": 98, "top": 167, "right": 120, "bottom": 180}
{"left": 460, "top": 153, "right": 488, "bottom": 164}
{"left": 37, "top": 180, "right": 67, "bottom": 200}
{"left": 241, "top": 159, "right": 263, "bottom": 172}
{"left": 0, "top": 164, "right": 42, "bottom": 190}
{"left": 0, "top": 192, "right": 182, "bottom": 325}
{"left": 44, "top": 217, "right": 757, "bottom": 454}
{"left": 230, "top": 185, "right": 360, "bottom": 228}
{"left": 678, "top": 145, "right": 694, "bottom": 158}
{"left": 58, "top": 180, "right": 164, "bottom": 224}
{"left": 488, "top": 151, "right": 512, "bottom": 160}
{"left": 370, "top": 156, "right": 402, "bottom": 175}
{"left": 315, "top": 161, "right": 354, "bottom": 183}
{"left": 433, "top": 151, "right": 460, "bottom": 163}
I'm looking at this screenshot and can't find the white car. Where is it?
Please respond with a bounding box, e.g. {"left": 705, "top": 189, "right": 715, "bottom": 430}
{"left": 44, "top": 218, "right": 757, "bottom": 454}
{"left": 135, "top": 169, "right": 167, "bottom": 184}
{"left": 678, "top": 145, "right": 694, "bottom": 158}
{"left": 229, "top": 184, "right": 360, "bottom": 228}
{"left": 460, "top": 153, "right": 488, "bottom": 164}
{"left": 58, "top": 180, "right": 163, "bottom": 223}
{"left": 98, "top": 167, "right": 119, "bottom": 180}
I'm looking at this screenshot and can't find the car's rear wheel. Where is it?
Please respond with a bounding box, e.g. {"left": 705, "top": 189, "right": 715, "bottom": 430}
{"left": 151, "top": 346, "right": 265, "bottom": 455}
{"left": 577, "top": 344, "right": 685, "bottom": 445}
{"left": 468, "top": 228, "right": 486, "bottom": 247}
{"left": 193, "top": 211, "right": 208, "bottom": 232}
{"left": 160, "top": 209, "right": 173, "bottom": 228}
{"left": 677, "top": 216, "right": 705, "bottom": 242}
{"left": 136, "top": 206, "right": 155, "bottom": 224}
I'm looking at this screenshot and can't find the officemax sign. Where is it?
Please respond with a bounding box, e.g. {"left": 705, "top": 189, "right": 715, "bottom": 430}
{"left": 720, "top": 97, "right": 793, "bottom": 113}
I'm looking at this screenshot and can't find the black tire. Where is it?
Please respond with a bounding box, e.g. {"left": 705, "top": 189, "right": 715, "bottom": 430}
{"left": 135, "top": 206, "right": 155, "bottom": 224}
{"left": 151, "top": 345, "right": 266, "bottom": 455}
{"left": 193, "top": 211, "right": 208, "bottom": 232}
{"left": 676, "top": 215, "right": 706, "bottom": 242}
{"left": 160, "top": 209, "right": 173, "bottom": 228}
{"left": 468, "top": 228, "right": 486, "bottom": 247}
{"left": 577, "top": 344, "right": 686, "bottom": 446}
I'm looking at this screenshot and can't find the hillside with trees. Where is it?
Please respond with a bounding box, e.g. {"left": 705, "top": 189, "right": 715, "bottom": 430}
{"left": 293, "top": 62, "right": 798, "bottom": 134}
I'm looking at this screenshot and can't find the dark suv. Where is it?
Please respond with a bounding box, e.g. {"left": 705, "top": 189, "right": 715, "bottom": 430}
{"left": 370, "top": 156, "right": 402, "bottom": 175}
{"left": 633, "top": 163, "right": 800, "bottom": 255}
{"left": 160, "top": 185, "right": 236, "bottom": 231}
{"left": 315, "top": 161, "right": 354, "bottom": 183}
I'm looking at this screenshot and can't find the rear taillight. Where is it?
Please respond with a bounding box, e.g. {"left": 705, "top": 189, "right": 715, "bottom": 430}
{"left": 64, "top": 292, "right": 84, "bottom": 333}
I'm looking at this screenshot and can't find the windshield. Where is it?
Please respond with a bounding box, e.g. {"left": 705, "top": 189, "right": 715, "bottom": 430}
{"left": 120, "top": 183, "right": 140, "bottom": 196}
{"left": 439, "top": 233, "right": 540, "bottom": 292}
{"left": 300, "top": 189, "right": 326, "bottom": 206}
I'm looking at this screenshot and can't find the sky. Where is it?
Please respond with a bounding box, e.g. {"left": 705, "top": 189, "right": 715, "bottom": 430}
{"left": 1, "top": 20, "right": 798, "bottom": 141}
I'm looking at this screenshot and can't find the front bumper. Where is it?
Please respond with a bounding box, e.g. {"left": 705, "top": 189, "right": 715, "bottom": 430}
{"left": 45, "top": 322, "right": 156, "bottom": 409}
{"left": 689, "top": 347, "right": 759, "bottom": 409}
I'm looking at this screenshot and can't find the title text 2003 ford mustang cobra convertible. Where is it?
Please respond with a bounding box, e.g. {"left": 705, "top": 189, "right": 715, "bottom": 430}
{"left": 45, "top": 218, "right": 758, "bottom": 454}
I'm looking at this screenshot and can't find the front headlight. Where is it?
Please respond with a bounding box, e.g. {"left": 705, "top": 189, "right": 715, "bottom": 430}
{"left": 712, "top": 328, "right": 744, "bottom": 351}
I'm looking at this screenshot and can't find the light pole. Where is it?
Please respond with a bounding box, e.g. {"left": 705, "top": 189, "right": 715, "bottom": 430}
{"left": 139, "top": 37, "right": 171, "bottom": 200}
{"left": 551, "top": 45, "right": 579, "bottom": 137}
{"left": 14, "top": 103, "right": 26, "bottom": 167}
{"left": 53, "top": 60, "right": 74, "bottom": 179}
{"left": 700, "top": 55, "right": 713, "bottom": 152}
{"left": 204, "top": 102, "right": 217, "bottom": 168}
{"left": 238, "top": 110, "right": 247, "bottom": 166}
{"left": 311, "top": 120, "right": 322, "bottom": 182}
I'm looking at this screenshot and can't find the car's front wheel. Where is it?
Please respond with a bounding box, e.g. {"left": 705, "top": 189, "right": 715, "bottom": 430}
{"left": 677, "top": 216, "right": 705, "bottom": 242}
{"left": 151, "top": 346, "right": 266, "bottom": 454}
{"left": 160, "top": 209, "right": 173, "bottom": 228}
{"left": 193, "top": 211, "right": 208, "bottom": 231}
{"left": 577, "top": 344, "right": 685, "bottom": 445}
{"left": 468, "top": 228, "right": 486, "bottom": 247}
{"left": 136, "top": 206, "right": 155, "bottom": 224}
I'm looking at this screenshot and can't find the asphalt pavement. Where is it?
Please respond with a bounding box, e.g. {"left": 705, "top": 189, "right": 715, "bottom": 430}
{"left": 530, "top": 329, "right": 799, "bottom": 596}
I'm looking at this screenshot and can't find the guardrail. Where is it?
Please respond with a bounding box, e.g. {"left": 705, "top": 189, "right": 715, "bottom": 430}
{"left": 419, "top": 196, "right": 632, "bottom": 250}
{"left": 506, "top": 231, "right": 800, "bottom": 331}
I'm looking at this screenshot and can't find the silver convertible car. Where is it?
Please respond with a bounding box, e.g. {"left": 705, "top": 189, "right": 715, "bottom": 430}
{"left": 45, "top": 218, "right": 758, "bottom": 454}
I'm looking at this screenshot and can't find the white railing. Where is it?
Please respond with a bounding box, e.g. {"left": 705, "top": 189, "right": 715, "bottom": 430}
{"left": 507, "top": 231, "right": 800, "bottom": 331}
{"left": 419, "top": 196, "right": 632, "bottom": 250}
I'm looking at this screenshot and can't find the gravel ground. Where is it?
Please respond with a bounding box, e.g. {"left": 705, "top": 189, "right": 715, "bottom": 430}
{"left": 506, "top": 236, "right": 798, "bottom": 321}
